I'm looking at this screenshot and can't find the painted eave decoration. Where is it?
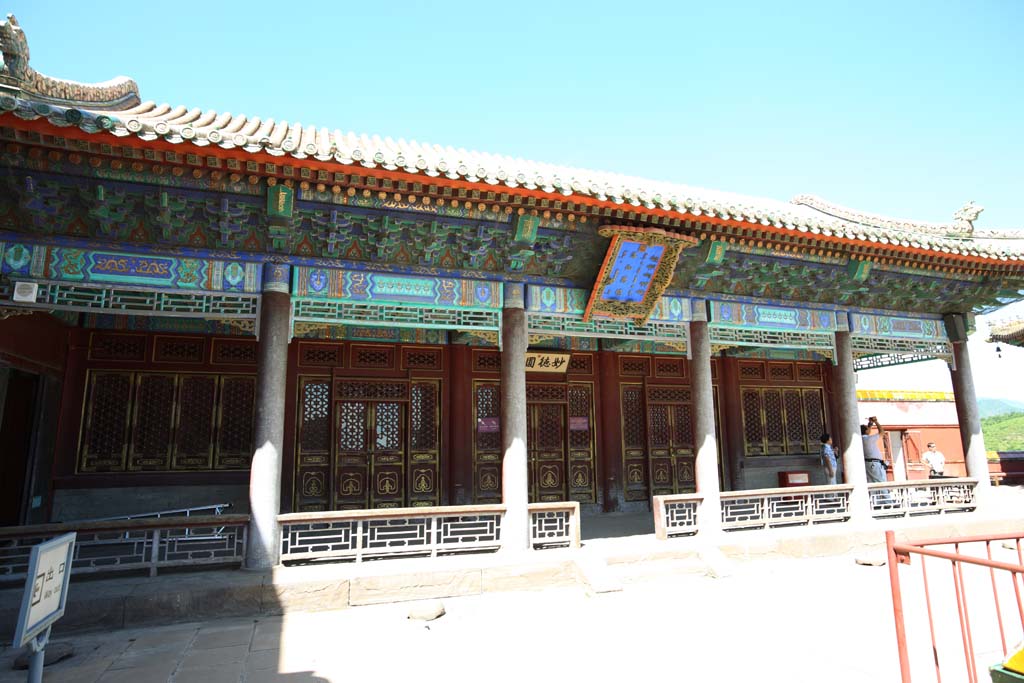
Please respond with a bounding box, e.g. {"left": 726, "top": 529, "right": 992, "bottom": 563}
{"left": 2, "top": 14, "right": 1024, "bottom": 264}
{"left": 583, "top": 225, "right": 698, "bottom": 324}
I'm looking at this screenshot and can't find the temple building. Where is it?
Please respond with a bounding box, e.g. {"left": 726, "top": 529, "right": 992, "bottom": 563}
{"left": 1, "top": 15, "right": 1023, "bottom": 565}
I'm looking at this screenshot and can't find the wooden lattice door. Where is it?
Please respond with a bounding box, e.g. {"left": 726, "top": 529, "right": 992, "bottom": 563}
{"left": 296, "top": 376, "right": 440, "bottom": 511}
{"left": 645, "top": 385, "right": 695, "bottom": 496}
{"left": 527, "top": 403, "right": 567, "bottom": 502}
{"left": 335, "top": 400, "right": 406, "bottom": 509}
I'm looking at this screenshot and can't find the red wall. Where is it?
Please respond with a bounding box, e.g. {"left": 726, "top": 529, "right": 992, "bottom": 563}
{"left": 0, "top": 312, "right": 69, "bottom": 376}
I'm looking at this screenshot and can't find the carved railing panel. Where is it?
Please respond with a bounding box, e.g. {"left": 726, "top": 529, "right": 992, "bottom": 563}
{"left": 868, "top": 478, "right": 977, "bottom": 517}
{"left": 278, "top": 502, "right": 580, "bottom": 563}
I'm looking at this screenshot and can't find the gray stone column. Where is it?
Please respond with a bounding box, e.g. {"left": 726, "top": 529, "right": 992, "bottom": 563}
{"left": 689, "top": 314, "right": 721, "bottom": 535}
{"left": 245, "top": 263, "right": 291, "bottom": 570}
{"left": 834, "top": 330, "right": 871, "bottom": 521}
{"left": 500, "top": 283, "right": 530, "bottom": 552}
{"left": 950, "top": 341, "right": 991, "bottom": 491}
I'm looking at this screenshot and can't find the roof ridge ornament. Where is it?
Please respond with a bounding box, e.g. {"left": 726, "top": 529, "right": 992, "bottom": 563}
{"left": 791, "top": 193, "right": 987, "bottom": 240}
{"left": 952, "top": 200, "right": 983, "bottom": 237}
{"left": 0, "top": 14, "right": 139, "bottom": 110}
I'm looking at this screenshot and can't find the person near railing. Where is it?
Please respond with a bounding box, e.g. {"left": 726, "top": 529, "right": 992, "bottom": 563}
{"left": 862, "top": 416, "right": 887, "bottom": 483}
{"left": 820, "top": 432, "right": 838, "bottom": 485}
{"left": 863, "top": 416, "right": 894, "bottom": 508}
{"left": 922, "top": 442, "right": 946, "bottom": 479}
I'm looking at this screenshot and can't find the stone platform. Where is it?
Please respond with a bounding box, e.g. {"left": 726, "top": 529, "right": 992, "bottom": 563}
{"left": 3, "top": 494, "right": 1023, "bottom": 642}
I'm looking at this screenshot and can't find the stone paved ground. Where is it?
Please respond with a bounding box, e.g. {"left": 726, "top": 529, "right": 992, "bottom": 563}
{"left": 1, "top": 538, "right": 1021, "bottom": 683}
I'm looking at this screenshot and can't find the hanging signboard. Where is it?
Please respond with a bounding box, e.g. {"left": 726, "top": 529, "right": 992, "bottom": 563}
{"left": 13, "top": 532, "right": 76, "bottom": 648}
{"left": 525, "top": 352, "right": 570, "bottom": 373}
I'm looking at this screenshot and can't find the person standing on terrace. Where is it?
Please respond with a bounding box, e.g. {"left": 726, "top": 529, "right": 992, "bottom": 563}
{"left": 820, "top": 433, "right": 838, "bottom": 485}
{"left": 862, "top": 416, "right": 887, "bottom": 483}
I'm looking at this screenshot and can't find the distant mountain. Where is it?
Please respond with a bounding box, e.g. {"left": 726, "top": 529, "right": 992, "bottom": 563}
{"left": 977, "top": 398, "right": 1024, "bottom": 419}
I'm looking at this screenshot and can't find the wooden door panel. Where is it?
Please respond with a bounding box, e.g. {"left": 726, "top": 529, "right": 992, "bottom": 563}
{"left": 528, "top": 403, "right": 567, "bottom": 503}
{"left": 620, "top": 384, "right": 648, "bottom": 502}
{"left": 296, "top": 379, "right": 331, "bottom": 511}
{"left": 335, "top": 401, "right": 369, "bottom": 509}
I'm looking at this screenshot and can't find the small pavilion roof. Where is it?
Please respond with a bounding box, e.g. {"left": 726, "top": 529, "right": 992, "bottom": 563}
{"left": 2, "top": 14, "right": 1023, "bottom": 264}
{"left": 988, "top": 318, "right": 1024, "bottom": 347}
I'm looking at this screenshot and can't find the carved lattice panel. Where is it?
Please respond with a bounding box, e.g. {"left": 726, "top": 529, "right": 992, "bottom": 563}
{"left": 674, "top": 403, "right": 694, "bottom": 453}
{"left": 803, "top": 389, "right": 826, "bottom": 447}
{"left": 409, "top": 382, "right": 441, "bottom": 507}
{"left": 215, "top": 376, "right": 255, "bottom": 469}
{"left": 568, "top": 395, "right": 591, "bottom": 450}
{"left": 784, "top": 389, "right": 807, "bottom": 452}
{"left": 79, "top": 371, "right": 134, "bottom": 472}
{"left": 351, "top": 345, "right": 395, "bottom": 369}
{"left": 153, "top": 336, "right": 204, "bottom": 364}
{"left": 648, "top": 404, "right": 670, "bottom": 448}
{"left": 337, "top": 380, "right": 409, "bottom": 401}
{"left": 655, "top": 358, "right": 684, "bottom": 378}
{"left": 619, "top": 356, "right": 651, "bottom": 376}
{"left": 299, "top": 343, "right": 342, "bottom": 367}
{"left": 371, "top": 402, "right": 405, "bottom": 508}
{"left": 473, "top": 351, "right": 501, "bottom": 372}
{"left": 529, "top": 403, "right": 566, "bottom": 503}
{"left": 620, "top": 384, "right": 648, "bottom": 501}
{"left": 741, "top": 388, "right": 765, "bottom": 456}
{"left": 646, "top": 385, "right": 691, "bottom": 404}
{"left": 739, "top": 362, "right": 766, "bottom": 381}
{"left": 403, "top": 348, "right": 443, "bottom": 372}
{"left": 88, "top": 333, "right": 146, "bottom": 361}
{"left": 128, "top": 374, "right": 177, "bottom": 471}
{"left": 410, "top": 383, "right": 439, "bottom": 452}
{"left": 568, "top": 354, "right": 593, "bottom": 374}
{"left": 211, "top": 339, "right": 257, "bottom": 365}
{"left": 335, "top": 401, "right": 369, "bottom": 509}
{"left": 173, "top": 374, "right": 217, "bottom": 470}
{"left": 763, "top": 389, "right": 784, "bottom": 455}
{"left": 797, "top": 363, "right": 822, "bottom": 382}
{"left": 473, "top": 382, "right": 502, "bottom": 503}
{"left": 526, "top": 383, "right": 568, "bottom": 403}
{"left": 296, "top": 379, "right": 331, "bottom": 511}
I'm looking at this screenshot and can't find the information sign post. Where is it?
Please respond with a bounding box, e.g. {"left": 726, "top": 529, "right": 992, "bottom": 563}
{"left": 12, "top": 532, "right": 76, "bottom": 683}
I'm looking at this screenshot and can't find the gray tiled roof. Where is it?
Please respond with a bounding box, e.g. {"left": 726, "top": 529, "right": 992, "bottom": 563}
{"left": 2, "top": 15, "right": 1022, "bottom": 262}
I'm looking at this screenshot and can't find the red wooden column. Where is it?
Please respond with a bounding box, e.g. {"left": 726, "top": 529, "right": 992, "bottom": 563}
{"left": 597, "top": 350, "right": 623, "bottom": 511}
{"left": 449, "top": 344, "right": 473, "bottom": 505}
{"left": 246, "top": 263, "right": 291, "bottom": 570}
{"left": 500, "top": 283, "right": 529, "bottom": 551}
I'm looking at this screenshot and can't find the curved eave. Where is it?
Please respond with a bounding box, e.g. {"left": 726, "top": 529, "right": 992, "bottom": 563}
{"left": 988, "top": 320, "right": 1024, "bottom": 346}
{"left": 4, "top": 97, "right": 1024, "bottom": 268}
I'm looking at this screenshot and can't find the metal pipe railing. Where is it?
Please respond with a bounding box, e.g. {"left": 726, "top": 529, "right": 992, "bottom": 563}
{"left": 887, "top": 530, "right": 1024, "bottom": 682}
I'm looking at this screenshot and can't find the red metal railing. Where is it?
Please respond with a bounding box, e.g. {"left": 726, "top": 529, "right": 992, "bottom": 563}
{"left": 887, "top": 530, "right": 1024, "bottom": 682}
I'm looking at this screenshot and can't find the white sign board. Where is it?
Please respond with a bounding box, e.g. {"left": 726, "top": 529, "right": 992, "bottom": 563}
{"left": 13, "top": 533, "right": 76, "bottom": 648}
{"left": 12, "top": 281, "right": 38, "bottom": 303}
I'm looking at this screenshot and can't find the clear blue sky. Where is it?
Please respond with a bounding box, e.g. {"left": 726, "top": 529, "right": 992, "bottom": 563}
{"left": 10, "top": 1, "right": 1024, "bottom": 228}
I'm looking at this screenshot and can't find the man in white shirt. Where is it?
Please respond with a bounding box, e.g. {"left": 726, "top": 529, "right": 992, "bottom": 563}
{"left": 922, "top": 442, "right": 946, "bottom": 478}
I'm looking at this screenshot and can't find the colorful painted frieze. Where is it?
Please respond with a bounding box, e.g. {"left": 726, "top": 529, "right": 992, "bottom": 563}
{"left": 848, "top": 312, "right": 946, "bottom": 341}
{"left": 292, "top": 266, "right": 502, "bottom": 310}
{"left": 709, "top": 301, "right": 839, "bottom": 332}
{"left": 0, "top": 241, "right": 261, "bottom": 292}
